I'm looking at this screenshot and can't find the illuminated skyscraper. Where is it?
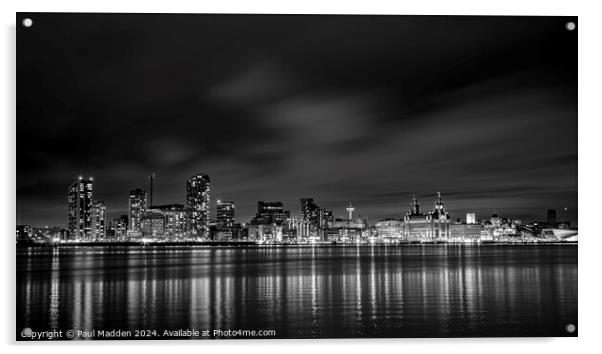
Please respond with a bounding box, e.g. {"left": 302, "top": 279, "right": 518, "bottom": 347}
{"left": 216, "top": 200, "right": 235, "bottom": 227}
{"left": 158, "top": 204, "right": 187, "bottom": 239}
{"left": 128, "top": 188, "right": 147, "bottom": 237}
{"left": 91, "top": 200, "right": 106, "bottom": 240}
{"left": 300, "top": 198, "right": 332, "bottom": 238}
{"left": 67, "top": 176, "right": 94, "bottom": 240}
{"left": 186, "top": 173, "right": 211, "bottom": 237}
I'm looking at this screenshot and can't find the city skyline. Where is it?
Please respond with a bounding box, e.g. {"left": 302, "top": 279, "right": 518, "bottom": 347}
{"left": 17, "top": 14, "right": 577, "bottom": 227}
{"left": 16, "top": 13, "right": 579, "bottom": 341}
{"left": 23, "top": 172, "right": 574, "bottom": 230}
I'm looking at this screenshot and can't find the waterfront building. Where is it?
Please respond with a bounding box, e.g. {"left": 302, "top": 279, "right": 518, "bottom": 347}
{"left": 216, "top": 200, "right": 235, "bottom": 227}
{"left": 128, "top": 188, "right": 147, "bottom": 238}
{"left": 325, "top": 203, "right": 368, "bottom": 243}
{"left": 481, "top": 229, "right": 494, "bottom": 241}
{"left": 212, "top": 226, "right": 233, "bottom": 241}
{"left": 248, "top": 224, "right": 283, "bottom": 243}
{"left": 375, "top": 219, "right": 404, "bottom": 242}
{"left": 284, "top": 217, "right": 312, "bottom": 242}
{"left": 155, "top": 204, "right": 187, "bottom": 240}
{"left": 247, "top": 201, "right": 290, "bottom": 242}
{"left": 140, "top": 209, "right": 166, "bottom": 239}
{"left": 299, "top": 198, "right": 333, "bottom": 239}
{"left": 68, "top": 176, "right": 94, "bottom": 240}
{"left": 320, "top": 208, "right": 334, "bottom": 225}
{"left": 211, "top": 223, "right": 244, "bottom": 241}
{"left": 326, "top": 218, "right": 367, "bottom": 243}
{"left": 466, "top": 213, "right": 476, "bottom": 224}
{"left": 300, "top": 198, "right": 321, "bottom": 234}
{"left": 212, "top": 200, "right": 244, "bottom": 241}
{"left": 90, "top": 200, "right": 106, "bottom": 240}
{"left": 402, "top": 193, "right": 450, "bottom": 241}
{"left": 490, "top": 213, "right": 501, "bottom": 228}
{"left": 251, "top": 201, "right": 290, "bottom": 225}
{"left": 108, "top": 215, "right": 128, "bottom": 240}
{"left": 301, "top": 198, "right": 320, "bottom": 221}
{"left": 318, "top": 208, "right": 335, "bottom": 240}
{"left": 186, "top": 173, "right": 211, "bottom": 237}
{"left": 449, "top": 222, "right": 482, "bottom": 242}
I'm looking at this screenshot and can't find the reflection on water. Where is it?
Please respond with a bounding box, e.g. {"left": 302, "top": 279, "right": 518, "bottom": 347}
{"left": 17, "top": 245, "right": 577, "bottom": 338}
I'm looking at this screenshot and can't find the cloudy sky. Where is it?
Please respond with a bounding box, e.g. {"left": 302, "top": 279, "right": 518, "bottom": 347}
{"left": 17, "top": 14, "right": 577, "bottom": 226}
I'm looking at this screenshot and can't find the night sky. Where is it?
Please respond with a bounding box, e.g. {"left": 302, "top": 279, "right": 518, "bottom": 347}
{"left": 17, "top": 14, "right": 578, "bottom": 227}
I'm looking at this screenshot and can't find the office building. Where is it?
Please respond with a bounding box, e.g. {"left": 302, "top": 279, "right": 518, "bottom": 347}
{"left": 216, "top": 200, "right": 235, "bottom": 227}
{"left": 155, "top": 204, "right": 187, "bottom": 239}
{"left": 325, "top": 203, "right": 368, "bottom": 243}
{"left": 186, "top": 173, "right": 211, "bottom": 237}
{"left": 128, "top": 188, "right": 147, "bottom": 237}
{"left": 375, "top": 219, "right": 404, "bottom": 241}
{"left": 67, "top": 176, "right": 94, "bottom": 240}
{"left": 140, "top": 209, "right": 166, "bottom": 239}
{"left": 251, "top": 201, "right": 290, "bottom": 225}
{"left": 108, "top": 215, "right": 128, "bottom": 240}
{"left": 90, "top": 200, "right": 106, "bottom": 240}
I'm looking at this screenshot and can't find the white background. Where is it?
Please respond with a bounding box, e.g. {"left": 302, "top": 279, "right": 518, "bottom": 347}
{"left": 1, "top": 0, "right": 600, "bottom": 353}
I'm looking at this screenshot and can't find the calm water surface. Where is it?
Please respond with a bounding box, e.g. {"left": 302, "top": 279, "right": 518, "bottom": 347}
{"left": 17, "top": 245, "right": 577, "bottom": 339}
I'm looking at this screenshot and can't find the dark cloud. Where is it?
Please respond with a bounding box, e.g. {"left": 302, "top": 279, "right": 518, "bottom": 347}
{"left": 17, "top": 14, "right": 577, "bottom": 226}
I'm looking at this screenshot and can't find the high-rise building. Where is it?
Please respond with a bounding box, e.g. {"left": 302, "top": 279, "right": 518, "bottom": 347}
{"left": 216, "top": 200, "right": 235, "bottom": 227}
{"left": 466, "top": 213, "right": 476, "bottom": 224}
{"left": 91, "top": 200, "right": 106, "bottom": 240}
{"left": 320, "top": 209, "right": 334, "bottom": 223}
{"left": 300, "top": 198, "right": 332, "bottom": 237}
{"left": 154, "top": 204, "right": 187, "bottom": 239}
{"left": 128, "top": 188, "right": 147, "bottom": 237}
{"left": 68, "top": 176, "right": 94, "bottom": 240}
{"left": 251, "top": 201, "right": 290, "bottom": 225}
{"left": 301, "top": 198, "right": 319, "bottom": 221}
{"left": 547, "top": 209, "right": 557, "bottom": 225}
{"left": 108, "top": 215, "right": 128, "bottom": 240}
{"left": 186, "top": 173, "right": 211, "bottom": 237}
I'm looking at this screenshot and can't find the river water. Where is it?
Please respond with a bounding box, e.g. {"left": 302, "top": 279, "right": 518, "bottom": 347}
{"left": 17, "top": 244, "right": 577, "bottom": 339}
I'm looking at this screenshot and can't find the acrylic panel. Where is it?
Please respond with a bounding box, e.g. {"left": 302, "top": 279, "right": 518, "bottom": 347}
{"left": 16, "top": 13, "right": 578, "bottom": 340}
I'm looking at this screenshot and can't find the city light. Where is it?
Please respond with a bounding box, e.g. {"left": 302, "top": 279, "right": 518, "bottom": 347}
{"left": 16, "top": 174, "right": 577, "bottom": 245}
